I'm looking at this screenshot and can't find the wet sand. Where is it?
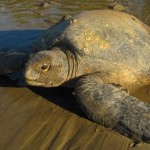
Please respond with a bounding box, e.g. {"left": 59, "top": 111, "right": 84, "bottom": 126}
{"left": 0, "top": 0, "right": 150, "bottom": 149}
{"left": 0, "top": 77, "right": 150, "bottom": 150}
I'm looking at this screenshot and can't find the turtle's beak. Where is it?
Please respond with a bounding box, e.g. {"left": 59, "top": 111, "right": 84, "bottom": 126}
{"left": 25, "top": 68, "right": 40, "bottom": 81}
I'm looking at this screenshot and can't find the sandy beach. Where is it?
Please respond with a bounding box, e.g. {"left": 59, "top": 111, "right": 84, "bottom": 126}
{"left": 0, "top": 77, "right": 150, "bottom": 150}
{"left": 0, "top": 0, "right": 150, "bottom": 149}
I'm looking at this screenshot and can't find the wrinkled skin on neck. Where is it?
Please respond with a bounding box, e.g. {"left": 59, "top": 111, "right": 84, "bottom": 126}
{"left": 25, "top": 47, "right": 72, "bottom": 87}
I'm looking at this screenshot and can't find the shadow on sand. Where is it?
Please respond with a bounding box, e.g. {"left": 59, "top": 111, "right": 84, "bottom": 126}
{"left": 0, "top": 76, "right": 86, "bottom": 119}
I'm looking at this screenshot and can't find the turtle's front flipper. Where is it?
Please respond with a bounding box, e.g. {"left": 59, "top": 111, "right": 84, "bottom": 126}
{"left": 75, "top": 74, "right": 150, "bottom": 143}
{"left": 0, "top": 52, "right": 28, "bottom": 75}
{"left": 0, "top": 52, "right": 29, "bottom": 86}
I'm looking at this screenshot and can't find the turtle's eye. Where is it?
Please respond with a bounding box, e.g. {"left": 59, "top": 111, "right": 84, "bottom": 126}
{"left": 40, "top": 64, "right": 50, "bottom": 72}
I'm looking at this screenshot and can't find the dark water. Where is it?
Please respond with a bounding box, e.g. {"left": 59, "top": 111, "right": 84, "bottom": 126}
{"left": 0, "top": 0, "right": 150, "bottom": 49}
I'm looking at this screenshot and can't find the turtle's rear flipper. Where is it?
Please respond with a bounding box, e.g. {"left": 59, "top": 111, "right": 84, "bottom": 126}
{"left": 75, "top": 74, "right": 150, "bottom": 143}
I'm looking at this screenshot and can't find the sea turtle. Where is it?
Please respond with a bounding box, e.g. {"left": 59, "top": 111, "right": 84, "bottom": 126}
{"left": 1, "top": 10, "right": 150, "bottom": 143}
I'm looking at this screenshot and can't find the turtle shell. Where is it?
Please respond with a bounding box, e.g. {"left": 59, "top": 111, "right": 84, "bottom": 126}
{"left": 33, "top": 10, "right": 150, "bottom": 71}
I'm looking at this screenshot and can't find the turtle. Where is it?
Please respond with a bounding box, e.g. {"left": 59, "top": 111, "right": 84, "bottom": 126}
{"left": 1, "top": 10, "right": 150, "bottom": 143}
{"left": 0, "top": 51, "right": 28, "bottom": 75}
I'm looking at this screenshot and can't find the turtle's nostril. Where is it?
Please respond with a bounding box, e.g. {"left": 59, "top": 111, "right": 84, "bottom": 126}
{"left": 49, "top": 81, "right": 54, "bottom": 86}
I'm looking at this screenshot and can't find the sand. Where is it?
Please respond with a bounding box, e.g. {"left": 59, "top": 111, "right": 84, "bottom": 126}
{"left": 0, "top": 0, "right": 150, "bottom": 149}
{"left": 0, "top": 77, "right": 150, "bottom": 150}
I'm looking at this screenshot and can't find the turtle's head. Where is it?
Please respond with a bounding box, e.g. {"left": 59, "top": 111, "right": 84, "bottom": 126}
{"left": 25, "top": 47, "right": 69, "bottom": 87}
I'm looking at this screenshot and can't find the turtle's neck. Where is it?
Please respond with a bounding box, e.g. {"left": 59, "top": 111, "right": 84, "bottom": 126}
{"left": 64, "top": 49, "right": 79, "bottom": 80}
{"left": 61, "top": 48, "right": 82, "bottom": 87}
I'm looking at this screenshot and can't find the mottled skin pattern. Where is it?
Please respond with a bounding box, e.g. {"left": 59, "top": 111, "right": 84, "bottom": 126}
{"left": 75, "top": 75, "right": 150, "bottom": 143}
{"left": 3, "top": 10, "right": 150, "bottom": 143}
